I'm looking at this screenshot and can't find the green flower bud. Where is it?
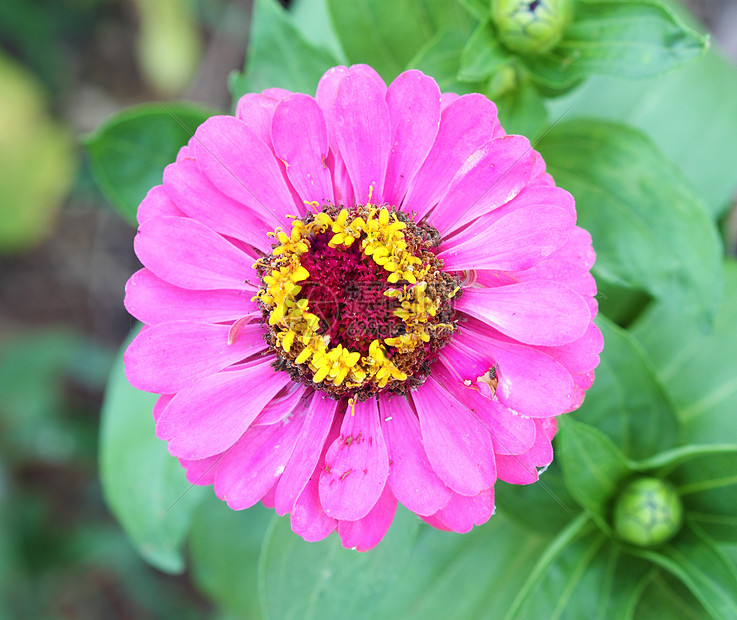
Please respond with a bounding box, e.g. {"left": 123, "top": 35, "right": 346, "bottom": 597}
{"left": 491, "top": 0, "right": 573, "bottom": 55}
{"left": 613, "top": 477, "right": 684, "bottom": 547}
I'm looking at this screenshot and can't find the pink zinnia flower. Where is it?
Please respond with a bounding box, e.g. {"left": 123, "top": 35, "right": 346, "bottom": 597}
{"left": 124, "top": 65, "right": 602, "bottom": 551}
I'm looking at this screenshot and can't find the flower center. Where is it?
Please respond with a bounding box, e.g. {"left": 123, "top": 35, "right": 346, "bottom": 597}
{"left": 254, "top": 204, "right": 460, "bottom": 400}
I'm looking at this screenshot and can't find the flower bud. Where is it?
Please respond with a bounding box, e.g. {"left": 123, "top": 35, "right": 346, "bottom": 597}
{"left": 491, "top": 0, "right": 573, "bottom": 55}
{"left": 613, "top": 477, "right": 683, "bottom": 547}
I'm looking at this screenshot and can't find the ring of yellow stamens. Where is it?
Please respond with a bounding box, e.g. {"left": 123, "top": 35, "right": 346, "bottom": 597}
{"left": 254, "top": 204, "right": 459, "bottom": 399}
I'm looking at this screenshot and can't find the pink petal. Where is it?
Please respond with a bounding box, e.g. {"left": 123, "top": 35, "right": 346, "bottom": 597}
{"left": 428, "top": 135, "right": 537, "bottom": 237}
{"left": 125, "top": 321, "right": 267, "bottom": 393}
{"left": 193, "top": 115, "right": 302, "bottom": 222}
{"left": 412, "top": 377, "right": 496, "bottom": 496}
{"left": 333, "top": 72, "right": 391, "bottom": 204}
{"left": 272, "top": 94, "right": 335, "bottom": 206}
{"left": 539, "top": 321, "right": 604, "bottom": 376}
{"left": 235, "top": 91, "right": 291, "bottom": 147}
{"left": 432, "top": 361, "right": 536, "bottom": 455}
{"left": 214, "top": 410, "right": 307, "bottom": 510}
{"left": 495, "top": 419, "right": 554, "bottom": 485}
{"left": 291, "top": 415, "right": 341, "bottom": 542}
{"left": 446, "top": 321, "right": 576, "bottom": 417}
{"left": 440, "top": 92, "right": 460, "bottom": 110}
{"left": 402, "top": 94, "right": 499, "bottom": 218}
{"left": 125, "top": 269, "right": 259, "bottom": 325}
{"left": 383, "top": 70, "right": 441, "bottom": 206}
{"left": 254, "top": 384, "right": 310, "bottom": 426}
{"left": 434, "top": 488, "right": 495, "bottom": 533}
{"left": 275, "top": 394, "right": 338, "bottom": 516}
{"left": 316, "top": 66, "right": 349, "bottom": 145}
{"left": 456, "top": 280, "right": 591, "bottom": 347}
{"left": 176, "top": 140, "right": 196, "bottom": 163}
{"left": 337, "top": 484, "right": 398, "bottom": 551}
{"left": 261, "top": 481, "right": 278, "bottom": 509}
{"left": 319, "top": 399, "right": 389, "bottom": 521}
{"left": 157, "top": 357, "right": 291, "bottom": 459}
{"left": 514, "top": 226, "right": 597, "bottom": 298}
{"left": 137, "top": 185, "right": 184, "bottom": 223}
{"left": 152, "top": 393, "right": 173, "bottom": 422}
{"left": 379, "top": 394, "right": 451, "bottom": 516}
{"left": 421, "top": 513, "right": 452, "bottom": 531}
{"left": 179, "top": 453, "right": 223, "bottom": 486}
{"left": 438, "top": 201, "right": 575, "bottom": 272}
{"left": 134, "top": 216, "right": 258, "bottom": 291}
{"left": 315, "top": 67, "right": 354, "bottom": 206}
{"left": 163, "top": 159, "right": 276, "bottom": 251}
{"left": 291, "top": 470, "right": 338, "bottom": 542}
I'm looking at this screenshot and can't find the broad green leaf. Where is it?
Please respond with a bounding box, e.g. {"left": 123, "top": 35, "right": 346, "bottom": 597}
{"left": 408, "top": 29, "right": 485, "bottom": 95}
{"left": 259, "top": 507, "right": 420, "bottom": 620}
{"left": 495, "top": 80, "right": 549, "bottom": 140}
{"left": 458, "top": 19, "right": 510, "bottom": 83}
{"left": 633, "top": 521, "right": 737, "bottom": 620}
{"left": 495, "top": 459, "right": 580, "bottom": 535}
{"left": 508, "top": 524, "right": 650, "bottom": 620}
{"left": 632, "top": 260, "right": 737, "bottom": 446}
{"left": 556, "top": 418, "right": 633, "bottom": 523}
{"left": 524, "top": 1, "right": 707, "bottom": 89}
{"left": 189, "top": 497, "right": 272, "bottom": 619}
{"left": 99, "top": 328, "right": 205, "bottom": 573}
{"left": 539, "top": 119, "right": 722, "bottom": 328}
{"left": 371, "top": 513, "right": 550, "bottom": 619}
{"left": 574, "top": 317, "right": 678, "bottom": 461}
{"left": 457, "top": 0, "right": 488, "bottom": 21}
{"left": 547, "top": 10, "right": 737, "bottom": 218}
{"left": 634, "top": 570, "right": 709, "bottom": 620}
{"left": 85, "top": 102, "right": 215, "bottom": 224}
{"left": 326, "top": 0, "right": 474, "bottom": 82}
{"left": 660, "top": 446, "right": 737, "bottom": 544}
{"left": 593, "top": 278, "right": 651, "bottom": 329}
{"left": 290, "top": 0, "right": 347, "bottom": 63}
{"left": 230, "top": 0, "right": 339, "bottom": 102}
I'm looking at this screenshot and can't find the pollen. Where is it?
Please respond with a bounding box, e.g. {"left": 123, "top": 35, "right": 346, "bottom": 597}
{"left": 254, "top": 203, "right": 460, "bottom": 400}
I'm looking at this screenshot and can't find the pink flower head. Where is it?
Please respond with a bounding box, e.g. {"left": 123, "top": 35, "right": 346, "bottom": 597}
{"left": 124, "top": 65, "right": 602, "bottom": 551}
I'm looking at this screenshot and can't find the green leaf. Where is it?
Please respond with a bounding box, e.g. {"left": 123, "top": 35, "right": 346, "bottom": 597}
{"left": 189, "top": 497, "right": 272, "bottom": 619}
{"left": 632, "top": 260, "right": 737, "bottom": 446}
{"left": 259, "top": 507, "right": 420, "bottom": 620}
{"left": 99, "top": 328, "right": 205, "bottom": 573}
{"left": 290, "top": 0, "right": 347, "bottom": 63}
{"left": 547, "top": 40, "right": 737, "bottom": 218}
{"left": 524, "top": 1, "right": 707, "bottom": 89}
{"left": 371, "top": 513, "right": 550, "bottom": 619}
{"left": 495, "top": 459, "right": 580, "bottom": 535}
{"left": 574, "top": 317, "right": 678, "bottom": 461}
{"left": 495, "top": 80, "right": 549, "bottom": 139}
{"left": 85, "top": 102, "right": 215, "bottom": 224}
{"left": 326, "top": 0, "right": 474, "bottom": 82}
{"left": 458, "top": 19, "right": 511, "bottom": 83}
{"left": 230, "top": 0, "right": 339, "bottom": 102}
{"left": 659, "top": 446, "right": 737, "bottom": 544}
{"left": 539, "top": 119, "right": 722, "bottom": 328}
{"left": 508, "top": 519, "right": 651, "bottom": 620}
{"left": 556, "top": 418, "right": 633, "bottom": 524}
{"left": 408, "top": 29, "right": 485, "bottom": 95}
{"left": 634, "top": 570, "right": 709, "bottom": 620}
{"left": 632, "top": 521, "right": 737, "bottom": 620}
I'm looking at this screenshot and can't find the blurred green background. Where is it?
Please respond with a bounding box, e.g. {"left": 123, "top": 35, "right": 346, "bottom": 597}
{"left": 0, "top": 0, "right": 735, "bottom": 618}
